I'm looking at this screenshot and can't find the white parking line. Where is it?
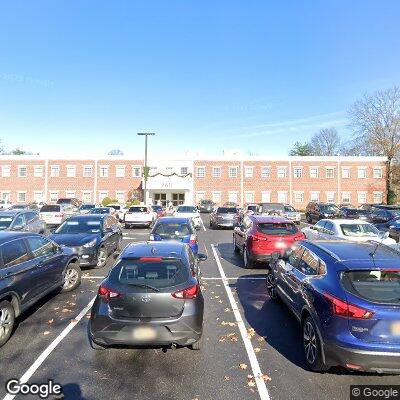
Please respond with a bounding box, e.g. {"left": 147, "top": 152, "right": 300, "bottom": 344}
{"left": 82, "top": 276, "right": 106, "bottom": 279}
{"left": 2, "top": 297, "right": 96, "bottom": 400}
{"left": 123, "top": 232, "right": 149, "bottom": 236}
{"left": 210, "top": 244, "right": 270, "bottom": 400}
{"left": 201, "top": 218, "right": 207, "bottom": 232}
{"left": 202, "top": 276, "right": 265, "bottom": 280}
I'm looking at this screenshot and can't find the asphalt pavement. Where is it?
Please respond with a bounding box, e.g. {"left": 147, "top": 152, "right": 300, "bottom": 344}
{"left": 0, "top": 216, "right": 398, "bottom": 400}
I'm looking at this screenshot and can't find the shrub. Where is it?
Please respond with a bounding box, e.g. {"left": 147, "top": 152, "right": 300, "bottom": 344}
{"left": 101, "top": 197, "right": 118, "bottom": 206}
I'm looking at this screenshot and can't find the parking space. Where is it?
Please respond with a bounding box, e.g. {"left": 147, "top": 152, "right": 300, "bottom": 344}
{"left": 0, "top": 217, "right": 399, "bottom": 400}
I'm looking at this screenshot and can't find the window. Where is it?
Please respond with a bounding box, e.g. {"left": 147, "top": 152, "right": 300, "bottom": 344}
{"left": 33, "top": 191, "right": 43, "bottom": 203}
{"left": 82, "top": 191, "right": 92, "bottom": 203}
{"left": 65, "top": 190, "right": 75, "bottom": 198}
{"left": 83, "top": 165, "right": 93, "bottom": 177}
{"left": 26, "top": 237, "right": 56, "bottom": 258}
{"left": 196, "top": 167, "right": 205, "bottom": 178}
{"left": 342, "top": 167, "right": 350, "bottom": 179}
{"left": 34, "top": 165, "right": 43, "bottom": 177}
{"left": 297, "top": 249, "right": 320, "bottom": 276}
{"left": 294, "top": 192, "right": 304, "bottom": 203}
{"left": 277, "top": 191, "right": 287, "bottom": 203}
{"left": 212, "top": 191, "right": 221, "bottom": 204}
{"left": 212, "top": 167, "right": 221, "bottom": 178}
{"left": 1, "top": 239, "right": 31, "bottom": 268}
{"left": 98, "top": 191, "right": 108, "bottom": 202}
{"left": 2, "top": 165, "right": 11, "bottom": 177}
{"left": 132, "top": 166, "right": 141, "bottom": 178}
{"left": 245, "top": 191, "right": 254, "bottom": 203}
{"left": 228, "top": 166, "right": 238, "bottom": 178}
{"left": 261, "top": 166, "right": 271, "bottom": 179}
{"left": 310, "top": 191, "right": 320, "bottom": 202}
{"left": 180, "top": 167, "right": 188, "bottom": 176}
{"left": 261, "top": 191, "right": 271, "bottom": 203}
{"left": 373, "top": 168, "right": 383, "bottom": 179}
{"left": 326, "top": 167, "right": 335, "bottom": 178}
{"left": 277, "top": 167, "right": 287, "bottom": 178}
{"left": 17, "top": 191, "right": 26, "bottom": 203}
{"left": 326, "top": 192, "right": 335, "bottom": 203}
{"left": 50, "top": 165, "right": 60, "bottom": 177}
{"left": 288, "top": 245, "right": 305, "bottom": 268}
{"left": 373, "top": 192, "right": 383, "bottom": 204}
{"left": 358, "top": 167, "right": 367, "bottom": 179}
{"left": 342, "top": 192, "right": 351, "bottom": 204}
{"left": 18, "top": 166, "right": 27, "bottom": 177}
{"left": 244, "top": 166, "right": 253, "bottom": 178}
{"left": 293, "top": 167, "right": 303, "bottom": 178}
{"left": 358, "top": 192, "right": 367, "bottom": 204}
{"left": 309, "top": 167, "right": 319, "bottom": 178}
{"left": 115, "top": 191, "right": 125, "bottom": 203}
{"left": 99, "top": 166, "right": 109, "bottom": 177}
{"left": 115, "top": 165, "right": 125, "bottom": 178}
{"left": 49, "top": 191, "right": 58, "bottom": 202}
{"left": 228, "top": 191, "right": 238, "bottom": 203}
{"left": 66, "top": 165, "right": 76, "bottom": 177}
{"left": 196, "top": 191, "right": 206, "bottom": 202}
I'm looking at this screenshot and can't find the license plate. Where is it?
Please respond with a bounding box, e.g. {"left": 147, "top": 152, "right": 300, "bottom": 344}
{"left": 391, "top": 321, "right": 400, "bottom": 336}
{"left": 275, "top": 242, "right": 287, "bottom": 249}
{"left": 132, "top": 326, "right": 156, "bottom": 341}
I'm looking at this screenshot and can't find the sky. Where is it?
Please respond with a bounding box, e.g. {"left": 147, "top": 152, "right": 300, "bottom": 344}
{"left": 0, "top": 0, "right": 399, "bottom": 158}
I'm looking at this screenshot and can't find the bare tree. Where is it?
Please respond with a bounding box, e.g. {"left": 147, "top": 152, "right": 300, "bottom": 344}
{"left": 310, "top": 128, "right": 341, "bottom": 156}
{"left": 108, "top": 149, "right": 124, "bottom": 156}
{"left": 349, "top": 86, "right": 400, "bottom": 203}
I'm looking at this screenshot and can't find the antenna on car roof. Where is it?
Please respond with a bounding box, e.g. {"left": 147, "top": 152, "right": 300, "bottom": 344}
{"left": 369, "top": 242, "right": 380, "bottom": 258}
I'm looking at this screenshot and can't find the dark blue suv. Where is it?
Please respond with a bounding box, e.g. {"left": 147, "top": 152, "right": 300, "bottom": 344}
{"left": 0, "top": 232, "right": 81, "bottom": 347}
{"left": 267, "top": 240, "right": 400, "bottom": 373}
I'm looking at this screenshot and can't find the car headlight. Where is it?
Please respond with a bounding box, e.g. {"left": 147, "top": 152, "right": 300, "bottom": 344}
{"left": 83, "top": 238, "right": 97, "bottom": 248}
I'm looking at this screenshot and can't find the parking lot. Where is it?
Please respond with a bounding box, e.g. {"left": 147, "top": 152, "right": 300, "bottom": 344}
{"left": 0, "top": 215, "right": 399, "bottom": 400}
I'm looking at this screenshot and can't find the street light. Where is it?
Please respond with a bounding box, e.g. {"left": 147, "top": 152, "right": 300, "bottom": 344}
{"left": 137, "top": 132, "right": 155, "bottom": 204}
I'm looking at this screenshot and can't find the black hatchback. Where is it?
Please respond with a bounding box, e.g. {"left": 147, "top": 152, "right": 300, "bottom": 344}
{"left": 89, "top": 241, "right": 206, "bottom": 350}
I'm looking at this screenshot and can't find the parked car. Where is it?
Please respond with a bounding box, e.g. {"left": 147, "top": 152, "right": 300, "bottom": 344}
{"left": 150, "top": 217, "right": 199, "bottom": 255}
{"left": 305, "top": 202, "right": 343, "bottom": 224}
{"left": 0, "top": 200, "right": 12, "bottom": 210}
{"left": 57, "top": 198, "right": 82, "bottom": 208}
{"left": 370, "top": 208, "right": 400, "bottom": 226}
{"left": 223, "top": 202, "right": 238, "bottom": 208}
{"left": 124, "top": 205, "right": 157, "bottom": 228}
{"left": 0, "top": 210, "right": 46, "bottom": 234}
{"left": 9, "top": 203, "right": 38, "bottom": 211}
{"left": 267, "top": 240, "right": 400, "bottom": 373}
{"left": 173, "top": 205, "right": 202, "bottom": 229}
{"left": 78, "top": 204, "right": 96, "bottom": 214}
{"left": 302, "top": 219, "right": 396, "bottom": 246}
{"left": 198, "top": 199, "right": 215, "bottom": 213}
{"left": 340, "top": 207, "right": 370, "bottom": 221}
{"left": 373, "top": 217, "right": 400, "bottom": 242}
{"left": 233, "top": 215, "right": 305, "bottom": 268}
{"left": 39, "top": 204, "right": 67, "bottom": 229}
{"left": 339, "top": 203, "right": 355, "bottom": 209}
{"left": 152, "top": 204, "right": 166, "bottom": 219}
{"left": 259, "top": 203, "right": 285, "bottom": 215}
{"left": 239, "top": 203, "right": 261, "bottom": 222}
{"left": 88, "top": 241, "right": 206, "bottom": 350}
{"left": 281, "top": 205, "right": 301, "bottom": 224}
{"left": 210, "top": 207, "right": 239, "bottom": 229}
{"left": 49, "top": 214, "right": 122, "bottom": 268}
{"left": 89, "top": 207, "right": 115, "bottom": 215}
{"left": 0, "top": 232, "right": 81, "bottom": 347}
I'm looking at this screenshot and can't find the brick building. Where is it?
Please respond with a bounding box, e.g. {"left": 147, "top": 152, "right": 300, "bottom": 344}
{"left": 0, "top": 155, "right": 387, "bottom": 209}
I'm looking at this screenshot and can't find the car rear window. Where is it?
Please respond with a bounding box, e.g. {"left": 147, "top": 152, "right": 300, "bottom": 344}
{"left": 129, "top": 207, "right": 148, "bottom": 212}
{"left": 341, "top": 270, "right": 400, "bottom": 305}
{"left": 117, "top": 259, "right": 189, "bottom": 289}
{"left": 0, "top": 216, "right": 13, "bottom": 230}
{"left": 177, "top": 206, "right": 196, "bottom": 213}
{"left": 40, "top": 205, "right": 61, "bottom": 212}
{"left": 261, "top": 203, "right": 285, "bottom": 213}
{"left": 340, "top": 223, "right": 378, "bottom": 237}
{"left": 108, "top": 205, "right": 121, "bottom": 210}
{"left": 257, "top": 222, "right": 297, "bottom": 235}
{"left": 217, "top": 207, "right": 237, "bottom": 214}
{"left": 153, "top": 222, "right": 193, "bottom": 238}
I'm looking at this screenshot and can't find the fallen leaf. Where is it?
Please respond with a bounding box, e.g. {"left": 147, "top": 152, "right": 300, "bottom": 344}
{"left": 43, "top": 331, "right": 50, "bottom": 335}
{"left": 247, "top": 380, "right": 256, "bottom": 387}
{"left": 224, "top": 308, "right": 231, "bottom": 312}
{"left": 261, "top": 374, "right": 271, "bottom": 382}
{"left": 214, "top": 295, "right": 220, "bottom": 299}
{"left": 53, "top": 307, "right": 59, "bottom": 311}
{"left": 239, "top": 363, "right": 248, "bottom": 370}
{"left": 218, "top": 300, "right": 223, "bottom": 303}
{"left": 257, "top": 337, "right": 265, "bottom": 342}
{"left": 48, "top": 319, "right": 54, "bottom": 324}
{"left": 247, "top": 328, "right": 256, "bottom": 338}
{"left": 61, "top": 308, "right": 71, "bottom": 313}
{"left": 215, "top": 284, "right": 221, "bottom": 287}
{"left": 218, "top": 336, "right": 226, "bottom": 342}
{"left": 254, "top": 347, "right": 261, "bottom": 353}
{"left": 224, "top": 376, "right": 230, "bottom": 381}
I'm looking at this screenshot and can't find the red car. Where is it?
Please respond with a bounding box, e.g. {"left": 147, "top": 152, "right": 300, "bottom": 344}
{"left": 233, "top": 215, "right": 305, "bottom": 268}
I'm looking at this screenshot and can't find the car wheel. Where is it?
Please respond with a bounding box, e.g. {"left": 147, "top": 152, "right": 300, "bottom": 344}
{"left": 96, "top": 247, "right": 108, "bottom": 268}
{"left": 190, "top": 334, "right": 203, "bottom": 350}
{"left": 0, "top": 301, "right": 15, "bottom": 348}
{"left": 243, "top": 247, "right": 253, "bottom": 269}
{"left": 266, "top": 272, "right": 279, "bottom": 301}
{"left": 61, "top": 262, "right": 82, "bottom": 292}
{"left": 233, "top": 235, "right": 240, "bottom": 253}
{"left": 302, "top": 316, "right": 328, "bottom": 372}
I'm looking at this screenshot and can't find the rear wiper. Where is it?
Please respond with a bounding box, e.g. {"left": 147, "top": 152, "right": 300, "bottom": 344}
{"left": 128, "top": 283, "right": 160, "bottom": 292}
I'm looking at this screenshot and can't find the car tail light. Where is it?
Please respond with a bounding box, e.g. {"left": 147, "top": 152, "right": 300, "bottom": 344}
{"left": 172, "top": 284, "right": 199, "bottom": 299}
{"left": 294, "top": 233, "right": 306, "bottom": 240}
{"left": 55, "top": 213, "right": 64, "bottom": 218}
{"left": 139, "top": 257, "right": 162, "bottom": 261}
{"left": 189, "top": 234, "right": 197, "bottom": 245}
{"left": 324, "top": 293, "right": 374, "bottom": 319}
{"left": 251, "top": 233, "right": 268, "bottom": 242}
{"left": 98, "top": 285, "right": 120, "bottom": 300}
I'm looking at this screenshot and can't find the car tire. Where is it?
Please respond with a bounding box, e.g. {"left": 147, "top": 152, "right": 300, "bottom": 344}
{"left": 0, "top": 301, "right": 15, "bottom": 348}
{"left": 190, "top": 334, "right": 203, "bottom": 350}
{"left": 233, "top": 235, "right": 240, "bottom": 253}
{"left": 96, "top": 247, "right": 108, "bottom": 269}
{"left": 266, "top": 272, "right": 280, "bottom": 302}
{"left": 243, "top": 247, "right": 254, "bottom": 269}
{"left": 87, "top": 324, "right": 106, "bottom": 350}
{"left": 61, "top": 262, "right": 82, "bottom": 292}
{"left": 302, "top": 316, "right": 329, "bottom": 372}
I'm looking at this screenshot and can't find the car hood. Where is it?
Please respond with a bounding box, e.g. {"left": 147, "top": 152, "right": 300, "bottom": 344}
{"left": 174, "top": 212, "right": 199, "bottom": 218}
{"left": 215, "top": 213, "right": 237, "bottom": 218}
{"left": 343, "top": 236, "right": 396, "bottom": 245}
{"left": 49, "top": 233, "right": 100, "bottom": 247}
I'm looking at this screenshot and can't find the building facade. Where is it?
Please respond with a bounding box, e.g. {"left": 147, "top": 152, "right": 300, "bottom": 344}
{"left": 0, "top": 155, "right": 387, "bottom": 209}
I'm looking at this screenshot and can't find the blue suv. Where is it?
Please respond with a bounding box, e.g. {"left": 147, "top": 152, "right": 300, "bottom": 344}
{"left": 267, "top": 240, "right": 400, "bottom": 373}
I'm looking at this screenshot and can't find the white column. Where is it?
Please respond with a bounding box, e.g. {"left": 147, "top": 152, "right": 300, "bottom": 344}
{"left": 337, "top": 156, "right": 341, "bottom": 203}
{"left": 289, "top": 159, "right": 293, "bottom": 204}
{"left": 240, "top": 159, "right": 244, "bottom": 206}
{"left": 93, "top": 159, "right": 98, "bottom": 204}
{"left": 44, "top": 159, "right": 49, "bottom": 202}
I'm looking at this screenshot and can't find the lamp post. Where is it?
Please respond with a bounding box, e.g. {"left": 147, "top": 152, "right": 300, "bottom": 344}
{"left": 137, "top": 132, "right": 155, "bottom": 204}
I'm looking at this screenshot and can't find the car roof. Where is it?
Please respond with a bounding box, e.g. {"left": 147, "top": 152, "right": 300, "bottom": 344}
{"left": 0, "top": 210, "right": 21, "bottom": 217}
{"left": 68, "top": 214, "right": 107, "bottom": 220}
{"left": 249, "top": 215, "right": 292, "bottom": 223}
{"left": 121, "top": 241, "right": 186, "bottom": 259}
{"left": 155, "top": 217, "right": 191, "bottom": 224}
{"left": 318, "top": 219, "right": 371, "bottom": 225}
{"left": 0, "top": 231, "right": 41, "bottom": 244}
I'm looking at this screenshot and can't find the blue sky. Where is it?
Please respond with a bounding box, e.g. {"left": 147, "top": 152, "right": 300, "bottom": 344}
{"left": 0, "top": 1, "right": 399, "bottom": 157}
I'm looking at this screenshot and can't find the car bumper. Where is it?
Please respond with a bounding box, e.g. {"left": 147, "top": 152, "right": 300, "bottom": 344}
{"left": 250, "top": 253, "right": 273, "bottom": 263}
{"left": 125, "top": 221, "right": 152, "bottom": 226}
{"left": 70, "top": 247, "right": 98, "bottom": 266}
{"left": 324, "top": 341, "right": 400, "bottom": 373}
{"left": 214, "top": 220, "right": 237, "bottom": 227}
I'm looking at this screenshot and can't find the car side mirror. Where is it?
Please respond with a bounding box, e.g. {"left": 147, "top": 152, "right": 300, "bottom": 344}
{"left": 12, "top": 225, "right": 23, "bottom": 231}
{"left": 379, "top": 231, "right": 389, "bottom": 240}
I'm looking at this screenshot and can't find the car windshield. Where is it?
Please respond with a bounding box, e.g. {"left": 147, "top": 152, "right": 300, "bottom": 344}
{"left": 320, "top": 204, "right": 340, "bottom": 213}
{"left": 201, "top": 200, "right": 213, "bottom": 205}
{"left": 117, "top": 259, "right": 189, "bottom": 289}
{"left": 90, "top": 208, "right": 109, "bottom": 214}
{"left": 257, "top": 223, "right": 297, "bottom": 235}
{"left": 80, "top": 205, "right": 94, "bottom": 210}
{"left": 176, "top": 206, "right": 196, "bottom": 213}
{"left": 40, "top": 205, "right": 61, "bottom": 212}
{"left": 153, "top": 222, "right": 193, "bottom": 238}
{"left": 341, "top": 270, "right": 400, "bottom": 305}
{"left": 340, "top": 223, "right": 379, "bottom": 237}
{"left": 108, "top": 205, "right": 120, "bottom": 210}
{"left": 247, "top": 205, "right": 259, "bottom": 212}
{"left": 0, "top": 216, "right": 13, "bottom": 230}
{"left": 152, "top": 205, "right": 163, "bottom": 211}
{"left": 388, "top": 210, "right": 400, "bottom": 218}
{"left": 261, "top": 203, "right": 285, "bottom": 213}
{"left": 55, "top": 219, "right": 102, "bottom": 234}
{"left": 284, "top": 206, "right": 296, "bottom": 212}
{"left": 10, "top": 205, "right": 25, "bottom": 209}
{"left": 129, "top": 207, "right": 148, "bottom": 213}
{"left": 217, "top": 207, "right": 237, "bottom": 214}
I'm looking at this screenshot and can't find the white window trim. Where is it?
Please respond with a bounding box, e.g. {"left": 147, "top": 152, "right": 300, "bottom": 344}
{"left": 261, "top": 166, "right": 271, "bottom": 178}
{"left": 261, "top": 191, "right": 271, "bottom": 202}
{"left": 277, "top": 166, "right": 287, "bottom": 178}
{"left": 99, "top": 165, "right": 109, "bottom": 178}
{"left": 1, "top": 165, "right": 11, "bottom": 177}
{"left": 293, "top": 191, "right": 304, "bottom": 202}
{"left": 196, "top": 166, "right": 206, "bottom": 178}
{"left": 325, "top": 166, "right": 335, "bottom": 178}
{"left": 373, "top": 167, "right": 383, "bottom": 179}
{"left": 115, "top": 165, "right": 126, "bottom": 178}
{"left": 293, "top": 166, "right": 303, "bottom": 178}
{"left": 82, "top": 165, "right": 93, "bottom": 177}
{"left": 17, "top": 191, "right": 27, "bottom": 202}
{"left": 309, "top": 166, "right": 319, "bottom": 178}
{"left": 65, "top": 190, "right": 76, "bottom": 198}
{"left": 212, "top": 166, "right": 222, "bottom": 178}
{"left": 18, "top": 165, "right": 27, "bottom": 177}
{"left": 244, "top": 166, "right": 254, "bottom": 178}
{"left": 357, "top": 166, "right": 367, "bottom": 178}
{"left": 341, "top": 166, "right": 351, "bottom": 178}
{"left": 50, "top": 165, "right": 60, "bottom": 177}
{"left": 33, "top": 165, "right": 44, "bottom": 177}
{"left": 228, "top": 166, "right": 238, "bottom": 178}
{"left": 341, "top": 192, "right": 351, "bottom": 202}
{"left": 66, "top": 164, "right": 76, "bottom": 178}
{"left": 132, "top": 165, "right": 142, "bottom": 178}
